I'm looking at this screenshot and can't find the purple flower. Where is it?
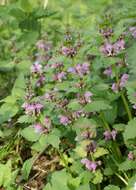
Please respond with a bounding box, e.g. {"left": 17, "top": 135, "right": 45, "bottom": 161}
{"left": 22, "top": 102, "right": 43, "bottom": 115}
{"left": 103, "top": 67, "right": 112, "bottom": 77}
{"left": 113, "top": 39, "right": 125, "bottom": 54}
{"left": 51, "top": 62, "right": 63, "bottom": 69}
{"left": 81, "top": 131, "right": 93, "bottom": 139}
{"left": 128, "top": 152, "right": 134, "bottom": 160}
{"left": 44, "top": 116, "right": 51, "bottom": 129}
{"left": 44, "top": 93, "right": 52, "bottom": 100}
{"left": 75, "top": 62, "right": 90, "bottom": 77}
{"left": 36, "top": 40, "right": 52, "bottom": 51}
{"left": 100, "top": 39, "right": 125, "bottom": 56}
{"left": 22, "top": 103, "right": 35, "bottom": 115}
{"left": 100, "top": 28, "right": 113, "bottom": 38}
{"left": 31, "top": 62, "right": 42, "bottom": 74}
{"left": 103, "top": 130, "right": 117, "bottom": 141}
{"left": 111, "top": 129, "right": 117, "bottom": 140}
{"left": 33, "top": 123, "right": 43, "bottom": 133}
{"left": 129, "top": 27, "right": 136, "bottom": 38}
{"left": 67, "top": 67, "right": 76, "bottom": 74}
{"left": 34, "top": 103, "right": 43, "bottom": 114}
{"left": 61, "top": 46, "right": 70, "bottom": 56}
{"left": 103, "top": 130, "right": 112, "bottom": 141}
{"left": 100, "top": 42, "right": 113, "bottom": 56}
{"left": 119, "top": 74, "right": 129, "bottom": 89}
{"left": 57, "top": 72, "right": 66, "bottom": 82}
{"left": 81, "top": 158, "right": 97, "bottom": 172}
{"left": 111, "top": 83, "right": 118, "bottom": 93}
{"left": 84, "top": 91, "right": 93, "bottom": 103}
{"left": 59, "top": 115, "right": 70, "bottom": 126}
{"left": 36, "top": 40, "right": 45, "bottom": 50}
{"left": 36, "top": 75, "right": 45, "bottom": 87}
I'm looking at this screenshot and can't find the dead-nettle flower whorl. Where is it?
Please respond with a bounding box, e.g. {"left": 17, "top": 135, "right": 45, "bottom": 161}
{"left": 129, "top": 27, "right": 136, "bottom": 38}
{"left": 59, "top": 115, "right": 71, "bottom": 126}
{"left": 103, "top": 67, "right": 112, "bottom": 77}
{"left": 128, "top": 152, "right": 134, "bottom": 160}
{"left": 84, "top": 91, "right": 93, "bottom": 103}
{"left": 100, "top": 39, "right": 125, "bottom": 56}
{"left": 33, "top": 123, "right": 43, "bottom": 133}
{"left": 119, "top": 74, "right": 129, "bottom": 89}
{"left": 22, "top": 102, "right": 43, "bottom": 115}
{"left": 81, "top": 158, "right": 98, "bottom": 172}
{"left": 31, "top": 61, "right": 42, "bottom": 74}
{"left": 103, "top": 130, "right": 117, "bottom": 141}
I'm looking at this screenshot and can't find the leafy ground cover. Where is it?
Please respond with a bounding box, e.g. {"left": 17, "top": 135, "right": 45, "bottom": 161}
{"left": 0, "top": 0, "right": 136, "bottom": 189}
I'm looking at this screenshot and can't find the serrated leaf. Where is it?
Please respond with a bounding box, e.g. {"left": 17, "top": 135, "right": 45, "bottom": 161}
{"left": 46, "top": 129, "right": 61, "bottom": 149}
{"left": 84, "top": 100, "right": 112, "bottom": 112}
{"left": 92, "top": 170, "right": 103, "bottom": 184}
{"left": 21, "top": 126, "right": 41, "bottom": 142}
{"left": 18, "top": 115, "right": 34, "bottom": 124}
{"left": 22, "top": 157, "right": 34, "bottom": 180}
{"left": 119, "top": 160, "right": 136, "bottom": 171}
{"left": 93, "top": 147, "right": 109, "bottom": 159}
{"left": 104, "top": 185, "right": 120, "bottom": 190}
{"left": 67, "top": 100, "right": 82, "bottom": 111}
{"left": 0, "top": 160, "right": 12, "bottom": 188}
{"left": 44, "top": 169, "right": 70, "bottom": 190}
{"left": 124, "top": 118, "right": 136, "bottom": 141}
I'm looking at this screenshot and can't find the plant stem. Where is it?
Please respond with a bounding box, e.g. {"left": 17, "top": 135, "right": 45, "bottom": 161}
{"left": 100, "top": 112, "right": 110, "bottom": 130}
{"left": 115, "top": 173, "right": 128, "bottom": 186}
{"left": 121, "top": 92, "right": 132, "bottom": 121}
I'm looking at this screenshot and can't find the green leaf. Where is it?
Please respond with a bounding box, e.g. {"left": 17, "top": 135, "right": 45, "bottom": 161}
{"left": 46, "top": 129, "right": 61, "bottom": 149}
{"left": 104, "top": 185, "right": 120, "bottom": 190}
{"left": 77, "top": 184, "right": 90, "bottom": 190}
{"left": 22, "top": 157, "right": 34, "bottom": 180}
{"left": 67, "top": 100, "right": 82, "bottom": 111}
{"left": 31, "top": 134, "right": 48, "bottom": 152}
{"left": 18, "top": 115, "right": 34, "bottom": 124}
{"left": 93, "top": 147, "right": 109, "bottom": 159}
{"left": 119, "top": 160, "right": 136, "bottom": 171}
{"left": 20, "top": 0, "right": 32, "bottom": 12}
{"left": 113, "top": 123, "right": 126, "bottom": 131}
{"left": 124, "top": 118, "right": 136, "bottom": 141}
{"left": 21, "top": 126, "right": 41, "bottom": 142}
{"left": 103, "top": 103, "right": 117, "bottom": 124}
{"left": 84, "top": 100, "right": 112, "bottom": 112}
{"left": 92, "top": 170, "right": 103, "bottom": 184}
{"left": 0, "top": 160, "right": 12, "bottom": 188}
{"left": 127, "top": 41, "right": 136, "bottom": 77}
{"left": 44, "top": 170, "right": 70, "bottom": 190}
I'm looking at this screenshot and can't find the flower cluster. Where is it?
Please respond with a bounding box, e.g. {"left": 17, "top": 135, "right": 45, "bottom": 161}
{"left": 22, "top": 102, "right": 43, "bottom": 115}
{"left": 59, "top": 115, "right": 71, "bottom": 126}
{"left": 81, "top": 158, "right": 101, "bottom": 172}
{"left": 103, "top": 129, "right": 117, "bottom": 141}
{"left": 129, "top": 27, "right": 136, "bottom": 38}
{"left": 112, "top": 74, "right": 129, "bottom": 93}
{"left": 68, "top": 62, "right": 90, "bottom": 77}
{"left": 100, "top": 39, "right": 125, "bottom": 56}
{"left": 61, "top": 46, "right": 77, "bottom": 57}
